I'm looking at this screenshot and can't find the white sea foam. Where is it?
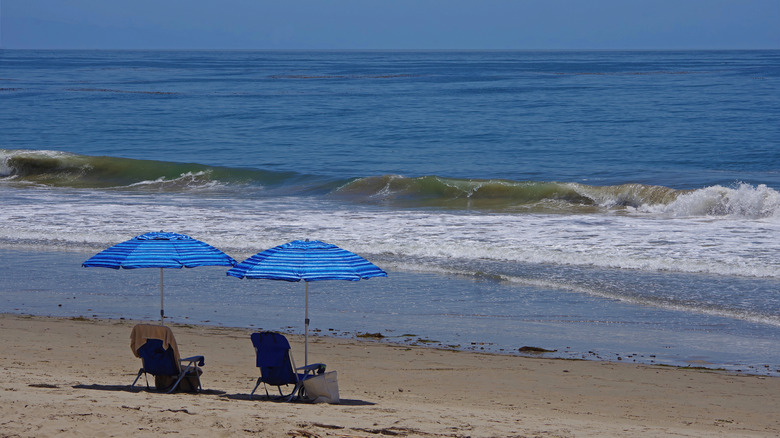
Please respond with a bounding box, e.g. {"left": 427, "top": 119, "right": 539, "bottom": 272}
{"left": 639, "top": 183, "right": 780, "bottom": 219}
{"left": 124, "top": 170, "right": 228, "bottom": 191}
{"left": 1, "top": 186, "right": 778, "bottom": 281}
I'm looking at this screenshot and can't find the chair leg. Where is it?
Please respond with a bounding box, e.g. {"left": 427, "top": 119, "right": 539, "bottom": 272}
{"left": 193, "top": 371, "right": 202, "bottom": 392}
{"left": 131, "top": 368, "right": 145, "bottom": 390}
{"left": 166, "top": 374, "right": 185, "bottom": 394}
{"left": 276, "top": 382, "right": 302, "bottom": 402}
{"left": 132, "top": 368, "right": 201, "bottom": 394}
{"left": 250, "top": 381, "right": 298, "bottom": 401}
{"left": 287, "top": 382, "right": 304, "bottom": 402}
{"left": 250, "top": 377, "right": 263, "bottom": 400}
{"left": 167, "top": 362, "right": 201, "bottom": 394}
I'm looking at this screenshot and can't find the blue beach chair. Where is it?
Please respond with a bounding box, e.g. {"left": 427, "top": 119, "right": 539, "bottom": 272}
{"left": 130, "top": 324, "right": 205, "bottom": 393}
{"left": 250, "top": 332, "right": 325, "bottom": 401}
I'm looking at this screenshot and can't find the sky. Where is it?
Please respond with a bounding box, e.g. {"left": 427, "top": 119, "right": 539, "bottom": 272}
{"left": 1, "top": 0, "right": 779, "bottom": 50}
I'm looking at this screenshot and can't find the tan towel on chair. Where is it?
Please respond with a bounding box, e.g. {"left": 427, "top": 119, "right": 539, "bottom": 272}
{"left": 130, "top": 324, "right": 181, "bottom": 364}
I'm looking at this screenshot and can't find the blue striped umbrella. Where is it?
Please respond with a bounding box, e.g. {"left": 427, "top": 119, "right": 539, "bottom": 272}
{"left": 227, "top": 239, "right": 387, "bottom": 364}
{"left": 83, "top": 231, "right": 237, "bottom": 325}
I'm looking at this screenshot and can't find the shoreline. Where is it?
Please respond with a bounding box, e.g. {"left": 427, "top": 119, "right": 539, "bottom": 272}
{"left": 8, "top": 304, "right": 780, "bottom": 378}
{"left": 3, "top": 313, "right": 780, "bottom": 437}
{"left": 3, "top": 245, "right": 779, "bottom": 378}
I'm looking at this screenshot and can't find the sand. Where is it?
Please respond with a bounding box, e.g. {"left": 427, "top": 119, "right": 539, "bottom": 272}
{"left": 1, "top": 314, "right": 779, "bottom": 437}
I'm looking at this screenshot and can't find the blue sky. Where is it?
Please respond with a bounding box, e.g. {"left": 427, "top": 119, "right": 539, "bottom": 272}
{"left": 2, "top": 0, "right": 778, "bottom": 50}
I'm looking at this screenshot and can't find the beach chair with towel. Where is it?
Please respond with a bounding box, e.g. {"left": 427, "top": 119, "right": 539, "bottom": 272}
{"left": 250, "top": 331, "right": 337, "bottom": 402}
{"left": 130, "top": 324, "right": 205, "bottom": 393}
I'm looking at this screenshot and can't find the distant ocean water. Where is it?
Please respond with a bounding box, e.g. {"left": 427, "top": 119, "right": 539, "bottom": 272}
{"left": 2, "top": 50, "right": 779, "bottom": 374}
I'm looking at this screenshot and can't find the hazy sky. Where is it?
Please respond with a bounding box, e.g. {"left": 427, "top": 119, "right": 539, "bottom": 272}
{"left": 2, "top": 0, "right": 779, "bottom": 50}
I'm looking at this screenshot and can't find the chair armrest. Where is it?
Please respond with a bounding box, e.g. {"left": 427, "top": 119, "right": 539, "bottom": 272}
{"left": 297, "top": 363, "right": 326, "bottom": 375}
{"left": 180, "top": 355, "right": 205, "bottom": 367}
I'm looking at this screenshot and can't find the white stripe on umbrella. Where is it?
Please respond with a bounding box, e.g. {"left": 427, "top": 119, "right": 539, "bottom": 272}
{"left": 227, "top": 239, "right": 387, "bottom": 365}
{"left": 83, "top": 231, "right": 236, "bottom": 324}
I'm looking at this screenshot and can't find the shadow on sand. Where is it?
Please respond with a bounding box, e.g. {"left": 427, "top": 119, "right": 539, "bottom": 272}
{"left": 72, "top": 384, "right": 373, "bottom": 405}
{"left": 222, "top": 392, "right": 375, "bottom": 405}
{"left": 72, "top": 384, "right": 226, "bottom": 396}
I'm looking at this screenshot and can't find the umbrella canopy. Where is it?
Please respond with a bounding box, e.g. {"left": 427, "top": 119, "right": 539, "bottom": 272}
{"left": 83, "top": 231, "right": 237, "bottom": 324}
{"left": 227, "top": 239, "right": 387, "bottom": 364}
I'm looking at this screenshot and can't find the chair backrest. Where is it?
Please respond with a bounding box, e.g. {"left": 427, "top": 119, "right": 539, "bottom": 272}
{"left": 131, "top": 324, "right": 182, "bottom": 377}
{"left": 250, "top": 332, "right": 296, "bottom": 386}
{"left": 137, "top": 338, "right": 180, "bottom": 376}
{"left": 130, "top": 324, "right": 181, "bottom": 362}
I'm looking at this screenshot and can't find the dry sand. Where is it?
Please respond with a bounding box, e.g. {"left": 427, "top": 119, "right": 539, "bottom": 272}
{"left": 1, "top": 313, "right": 779, "bottom": 437}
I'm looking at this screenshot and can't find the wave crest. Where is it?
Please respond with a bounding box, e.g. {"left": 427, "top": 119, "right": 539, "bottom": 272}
{"left": 335, "top": 175, "right": 596, "bottom": 210}
{"left": 0, "top": 149, "right": 286, "bottom": 191}
{"left": 639, "top": 183, "right": 780, "bottom": 218}
{"left": 4, "top": 149, "right": 779, "bottom": 218}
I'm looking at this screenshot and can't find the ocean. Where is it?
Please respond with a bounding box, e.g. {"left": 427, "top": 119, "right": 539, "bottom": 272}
{"left": 1, "top": 49, "right": 779, "bottom": 375}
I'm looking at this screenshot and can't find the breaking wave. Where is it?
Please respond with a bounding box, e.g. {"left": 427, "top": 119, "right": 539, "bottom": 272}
{"left": 335, "top": 175, "right": 780, "bottom": 218}
{"left": 0, "top": 149, "right": 299, "bottom": 192}
{"left": 3, "top": 149, "right": 778, "bottom": 218}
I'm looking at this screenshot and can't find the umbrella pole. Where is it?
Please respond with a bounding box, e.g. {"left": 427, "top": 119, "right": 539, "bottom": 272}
{"left": 305, "top": 282, "right": 309, "bottom": 366}
{"left": 160, "top": 268, "right": 164, "bottom": 325}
